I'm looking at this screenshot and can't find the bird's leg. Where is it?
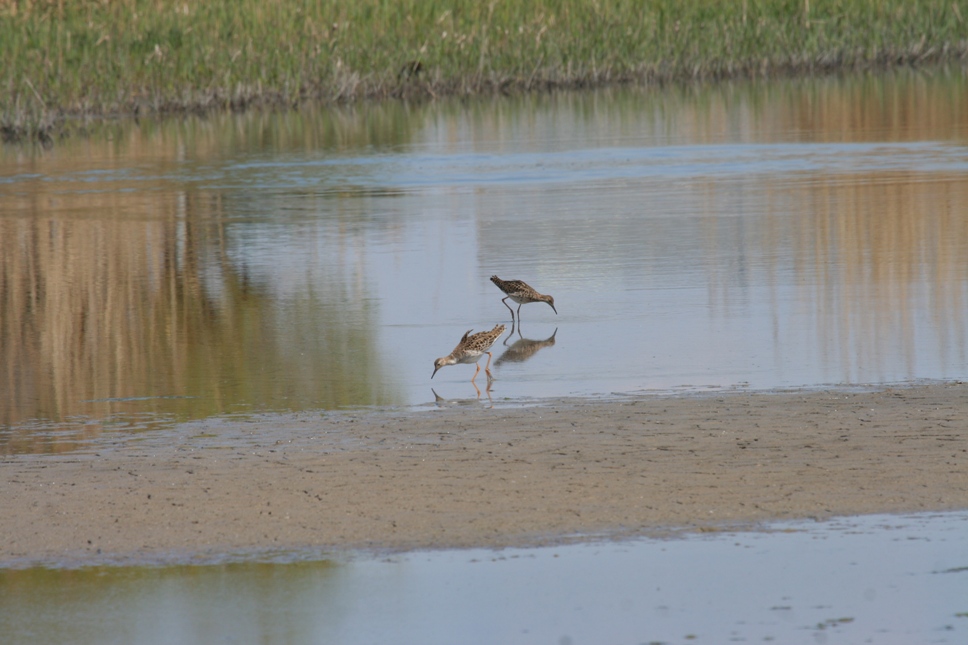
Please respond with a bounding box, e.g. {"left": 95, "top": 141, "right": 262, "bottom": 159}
{"left": 484, "top": 351, "right": 494, "bottom": 381}
{"left": 471, "top": 363, "right": 481, "bottom": 383}
{"left": 516, "top": 303, "right": 523, "bottom": 322}
{"left": 471, "top": 379, "right": 481, "bottom": 399}
{"left": 501, "top": 296, "right": 516, "bottom": 321}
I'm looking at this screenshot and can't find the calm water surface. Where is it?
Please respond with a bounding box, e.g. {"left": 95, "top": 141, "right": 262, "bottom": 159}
{"left": 1, "top": 511, "right": 966, "bottom": 645}
{"left": 2, "top": 70, "right": 968, "bottom": 643}
{"left": 2, "top": 69, "right": 968, "bottom": 453}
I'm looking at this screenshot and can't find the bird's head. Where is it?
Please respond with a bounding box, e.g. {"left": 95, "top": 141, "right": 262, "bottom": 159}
{"left": 431, "top": 356, "right": 453, "bottom": 378}
{"left": 545, "top": 295, "right": 557, "bottom": 315}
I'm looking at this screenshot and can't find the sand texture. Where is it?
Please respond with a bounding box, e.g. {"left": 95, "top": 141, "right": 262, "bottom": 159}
{"left": 2, "top": 383, "right": 966, "bottom": 566}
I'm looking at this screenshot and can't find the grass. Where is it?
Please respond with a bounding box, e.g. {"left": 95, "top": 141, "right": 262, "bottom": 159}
{"left": 2, "top": 0, "right": 967, "bottom": 142}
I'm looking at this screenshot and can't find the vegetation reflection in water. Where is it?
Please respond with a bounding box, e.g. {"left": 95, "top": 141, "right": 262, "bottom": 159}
{"left": 0, "top": 512, "right": 965, "bottom": 645}
{"left": 0, "top": 205, "right": 398, "bottom": 454}
{"left": 2, "top": 68, "right": 968, "bottom": 454}
{"left": 0, "top": 560, "right": 339, "bottom": 644}
{"left": 0, "top": 105, "right": 424, "bottom": 454}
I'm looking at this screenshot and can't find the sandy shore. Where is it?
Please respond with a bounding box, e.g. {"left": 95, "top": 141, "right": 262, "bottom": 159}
{"left": 2, "top": 382, "right": 966, "bottom": 567}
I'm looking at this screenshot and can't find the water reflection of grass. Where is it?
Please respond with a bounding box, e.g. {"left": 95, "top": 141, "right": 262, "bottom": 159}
{"left": 0, "top": 186, "right": 394, "bottom": 454}
{"left": 3, "top": 71, "right": 966, "bottom": 452}
{"left": 3, "top": 0, "right": 967, "bottom": 142}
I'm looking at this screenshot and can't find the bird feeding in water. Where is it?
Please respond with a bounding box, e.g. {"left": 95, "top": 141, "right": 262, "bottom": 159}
{"left": 431, "top": 324, "right": 507, "bottom": 382}
{"left": 489, "top": 275, "right": 557, "bottom": 322}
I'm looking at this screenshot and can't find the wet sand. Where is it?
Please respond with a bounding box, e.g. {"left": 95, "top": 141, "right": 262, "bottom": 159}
{"left": 2, "top": 382, "right": 966, "bottom": 567}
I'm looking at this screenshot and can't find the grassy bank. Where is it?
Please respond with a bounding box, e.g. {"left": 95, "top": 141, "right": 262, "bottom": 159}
{"left": 2, "top": 0, "right": 966, "bottom": 142}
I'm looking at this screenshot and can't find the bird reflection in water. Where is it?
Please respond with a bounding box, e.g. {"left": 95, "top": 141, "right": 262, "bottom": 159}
{"left": 494, "top": 322, "right": 557, "bottom": 367}
{"left": 429, "top": 322, "right": 556, "bottom": 406}
{"left": 431, "top": 382, "right": 493, "bottom": 407}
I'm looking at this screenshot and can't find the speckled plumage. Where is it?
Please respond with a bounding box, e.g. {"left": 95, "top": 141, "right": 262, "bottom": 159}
{"left": 489, "top": 275, "right": 557, "bottom": 322}
{"left": 432, "top": 324, "right": 507, "bottom": 381}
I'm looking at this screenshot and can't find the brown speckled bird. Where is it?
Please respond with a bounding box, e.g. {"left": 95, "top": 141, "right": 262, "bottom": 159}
{"left": 489, "top": 275, "right": 557, "bottom": 322}
{"left": 432, "top": 324, "right": 507, "bottom": 382}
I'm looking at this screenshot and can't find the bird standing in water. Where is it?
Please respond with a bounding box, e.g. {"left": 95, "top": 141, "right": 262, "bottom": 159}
{"left": 432, "top": 324, "right": 507, "bottom": 382}
{"left": 489, "top": 275, "right": 557, "bottom": 322}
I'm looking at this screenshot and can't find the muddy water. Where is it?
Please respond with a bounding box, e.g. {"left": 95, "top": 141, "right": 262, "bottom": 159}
{"left": 2, "top": 68, "right": 968, "bottom": 453}
{"left": 1, "top": 511, "right": 966, "bottom": 644}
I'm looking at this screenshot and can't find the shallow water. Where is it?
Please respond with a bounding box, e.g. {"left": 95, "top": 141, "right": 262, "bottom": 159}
{"left": 1, "top": 511, "right": 966, "bottom": 645}
{"left": 2, "top": 71, "right": 968, "bottom": 642}
{"left": 2, "top": 68, "right": 968, "bottom": 454}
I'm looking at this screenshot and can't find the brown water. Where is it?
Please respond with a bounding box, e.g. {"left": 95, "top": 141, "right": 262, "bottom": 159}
{"left": 2, "top": 68, "right": 968, "bottom": 454}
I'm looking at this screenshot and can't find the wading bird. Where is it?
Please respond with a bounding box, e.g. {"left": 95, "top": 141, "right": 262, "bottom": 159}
{"left": 431, "top": 324, "right": 507, "bottom": 382}
{"left": 489, "top": 275, "right": 557, "bottom": 322}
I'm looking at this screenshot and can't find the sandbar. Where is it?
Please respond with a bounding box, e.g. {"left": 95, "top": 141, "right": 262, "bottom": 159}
{"left": 2, "top": 382, "right": 966, "bottom": 567}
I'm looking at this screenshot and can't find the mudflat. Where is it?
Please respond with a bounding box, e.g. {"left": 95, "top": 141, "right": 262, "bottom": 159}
{"left": 2, "top": 383, "right": 966, "bottom": 567}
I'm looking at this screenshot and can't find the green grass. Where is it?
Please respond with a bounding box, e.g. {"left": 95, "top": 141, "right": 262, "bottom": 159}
{"left": 2, "top": 0, "right": 966, "bottom": 142}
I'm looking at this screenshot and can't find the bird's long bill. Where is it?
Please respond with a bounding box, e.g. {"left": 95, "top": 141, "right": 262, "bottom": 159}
{"left": 431, "top": 365, "right": 439, "bottom": 379}
{"left": 549, "top": 302, "right": 558, "bottom": 315}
